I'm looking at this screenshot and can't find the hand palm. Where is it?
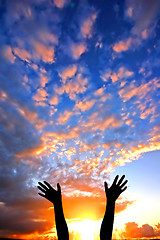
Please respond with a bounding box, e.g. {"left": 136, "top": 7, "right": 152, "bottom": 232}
{"left": 37, "top": 181, "right": 61, "bottom": 205}
{"left": 105, "top": 175, "right": 128, "bottom": 201}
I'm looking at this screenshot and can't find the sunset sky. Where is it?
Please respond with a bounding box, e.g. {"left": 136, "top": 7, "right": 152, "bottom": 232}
{"left": 0, "top": 0, "right": 160, "bottom": 239}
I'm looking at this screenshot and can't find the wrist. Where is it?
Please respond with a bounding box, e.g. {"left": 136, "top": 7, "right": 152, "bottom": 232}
{"left": 53, "top": 199, "right": 62, "bottom": 208}
{"left": 107, "top": 197, "right": 116, "bottom": 205}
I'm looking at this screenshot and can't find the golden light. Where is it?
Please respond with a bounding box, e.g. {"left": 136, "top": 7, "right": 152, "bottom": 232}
{"left": 68, "top": 219, "right": 101, "bottom": 240}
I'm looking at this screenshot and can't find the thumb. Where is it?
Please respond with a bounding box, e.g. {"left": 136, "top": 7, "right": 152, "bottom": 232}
{"left": 104, "top": 181, "right": 108, "bottom": 193}
{"left": 57, "top": 183, "right": 61, "bottom": 193}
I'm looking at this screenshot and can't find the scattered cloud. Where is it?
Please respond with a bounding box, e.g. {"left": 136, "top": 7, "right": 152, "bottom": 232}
{"left": 70, "top": 42, "right": 87, "bottom": 59}
{"left": 57, "top": 110, "right": 73, "bottom": 125}
{"left": 33, "top": 41, "right": 55, "bottom": 63}
{"left": 59, "top": 64, "right": 77, "bottom": 83}
{"left": 113, "top": 37, "right": 132, "bottom": 53}
{"left": 101, "top": 66, "right": 133, "bottom": 83}
{"left": 53, "top": 0, "right": 68, "bottom": 8}
{"left": 126, "top": 0, "right": 160, "bottom": 36}
{"left": 75, "top": 99, "right": 95, "bottom": 112}
{"left": 80, "top": 13, "right": 97, "bottom": 38}
{"left": 55, "top": 72, "right": 88, "bottom": 100}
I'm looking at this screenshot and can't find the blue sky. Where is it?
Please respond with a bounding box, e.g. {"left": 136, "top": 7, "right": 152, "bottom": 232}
{"left": 0, "top": 0, "right": 160, "bottom": 239}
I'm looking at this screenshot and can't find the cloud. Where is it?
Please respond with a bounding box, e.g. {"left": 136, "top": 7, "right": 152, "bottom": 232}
{"left": 82, "top": 114, "right": 123, "bottom": 132}
{"left": 3, "top": 46, "right": 16, "bottom": 63}
{"left": 33, "top": 88, "right": 48, "bottom": 106}
{"left": 55, "top": 72, "right": 88, "bottom": 100}
{"left": 70, "top": 42, "right": 87, "bottom": 59}
{"left": 48, "top": 95, "right": 59, "bottom": 105}
{"left": 40, "top": 75, "right": 48, "bottom": 88}
{"left": 113, "top": 0, "right": 160, "bottom": 54}
{"left": 13, "top": 47, "right": 31, "bottom": 62}
{"left": 121, "top": 221, "right": 160, "bottom": 238}
{"left": 37, "top": 30, "right": 58, "bottom": 45}
{"left": 101, "top": 67, "right": 133, "bottom": 83}
{"left": 126, "top": 0, "right": 160, "bottom": 36}
{"left": 53, "top": 0, "right": 68, "bottom": 8}
{"left": 0, "top": 197, "right": 53, "bottom": 238}
{"left": 80, "top": 13, "right": 97, "bottom": 38}
{"left": 94, "top": 87, "right": 104, "bottom": 96}
{"left": 75, "top": 99, "right": 95, "bottom": 112}
{"left": 33, "top": 41, "right": 55, "bottom": 63}
{"left": 113, "top": 37, "right": 132, "bottom": 53}
{"left": 57, "top": 110, "right": 73, "bottom": 125}
{"left": 119, "top": 78, "right": 160, "bottom": 102}
{"left": 59, "top": 64, "right": 77, "bottom": 83}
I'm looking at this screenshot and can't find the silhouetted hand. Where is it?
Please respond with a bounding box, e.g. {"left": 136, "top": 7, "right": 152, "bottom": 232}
{"left": 37, "top": 181, "right": 62, "bottom": 205}
{"left": 104, "top": 175, "right": 128, "bottom": 202}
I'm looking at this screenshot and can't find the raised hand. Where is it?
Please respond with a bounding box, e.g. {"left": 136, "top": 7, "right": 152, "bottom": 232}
{"left": 37, "top": 181, "right": 62, "bottom": 205}
{"left": 105, "top": 175, "right": 128, "bottom": 202}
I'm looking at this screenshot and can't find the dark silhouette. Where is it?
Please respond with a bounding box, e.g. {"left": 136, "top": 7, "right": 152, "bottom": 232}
{"left": 37, "top": 175, "right": 128, "bottom": 240}
{"left": 100, "top": 175, "right": 128, "bottom": 240}
{"left": 37, "top": 181, "right": 69, "bottom": 240}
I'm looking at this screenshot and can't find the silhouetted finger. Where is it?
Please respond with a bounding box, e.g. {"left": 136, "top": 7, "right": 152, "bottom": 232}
{"left": 38, "top": 182, "right": 49, "bottom": 190}
{"left": 112, "top": 175, "right": 119, "bottom": 186}
{"left": 37, "top": 186, "right": 46, "bottom": 193}
{"left": 57, "top": 183, "right": 61, "bottom": 193}
{"left": 44, "top": 181, "right": 53, "bottom": 189}
{"left": 117, "top": 175, "right": 125, "bottom": 186}
{"left": 121, "top": 186, "right": 127, "bottom": 192}
{"left": 38, "top": 193, "right": 46, "bottom": 198}
{"left": 104, "top": 181, "right": 108, "bottom": 192}
{"left": 120, "top": 180, "right": 128, "bottom": 188}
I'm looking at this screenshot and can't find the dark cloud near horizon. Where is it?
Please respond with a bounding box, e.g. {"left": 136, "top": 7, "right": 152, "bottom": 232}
{"left": 121, "top": 221, "right": 160, "bottom": 238}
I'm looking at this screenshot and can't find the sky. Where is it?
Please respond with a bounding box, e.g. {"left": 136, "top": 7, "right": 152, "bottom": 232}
{"left": 0, "top": 0, "right": 160, "bottom": 239}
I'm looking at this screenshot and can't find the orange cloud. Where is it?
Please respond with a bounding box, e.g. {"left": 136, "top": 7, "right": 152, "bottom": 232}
{"left": 3, "top": 46, "right": 15, "bottom": 63}
{"left": 18, "top": 106, "right": 47, "bottom": 129}
{"left": 75, "top": 99, "right": 95, "bottom": 112}
{"left": 71, "top": 42, "right": 87, "bottom": 59}
{"left": 111, "top": 67, "right": 133, "bottom": 83}
{"left": 48, "top": 95, "right": 59, "bottom": 105}
{"left": 13, "top": 47, "right": 31, "bottom": 62}
{"left": 55, "top": 73, "right": 88, "bottom": 100}
{"left": 83, "top": 114, "right": 123, "bottom": 132}
{"left": 140, "top": 106, "right": 155, "bottom": 119}
{"left": 40, "top": 75, "right": 48, "bottom": 88}
{"left": 119, "top": 78, "right": 160, "bottom": 102}
{"left": 33, "top": 88, "right": 48, "bottom": 103}
{"left": 95, "top": 116, "right": 123, "bottom": 131}
{"left": 126, "top": 0, "right": 160, "bottom": 36}
{"left": 141, "top": 29, "right": 148, "bottom": 39}
{"left": 16, "top": 141, "right": 46, "bottom": 158}
{"left": 113, "top": 37, "right": 132, "bottom": 52}
{"left": 94, "top": 87, "right": 104, "bottom": 96}
{"left": 121, "top": 221, "right": 160, "bottom": 239}
{"left": 81, "top": 13, "right": 97, "bottom": 38}
{"left": 57, "top": 110, "right": 73, "bottom": 125}
{"left": 33, "top": 42, "right": 55, "bottom": 63}
{"left": 54, "top": 0, "right": 66, "bottom": 8}
{"left": 59, "top": 64, "right": 77, "bottom": 83}
{"left": 37, "top": 30, "right": 58, "bottom": 45}
{"left": 113, "top": 140, "right": 160, "bottom": 168}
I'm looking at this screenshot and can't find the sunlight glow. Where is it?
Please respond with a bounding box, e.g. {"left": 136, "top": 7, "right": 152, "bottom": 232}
{"left": 68, "top": 219, "right": 100, "bottom": 240}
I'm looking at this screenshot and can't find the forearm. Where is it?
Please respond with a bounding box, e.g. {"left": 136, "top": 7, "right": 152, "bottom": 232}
{"left": 100, "top": 199, "right": 115, "bottom": 240}
{"left": 54, "top": 201, "right": 69, "bottom": 240}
